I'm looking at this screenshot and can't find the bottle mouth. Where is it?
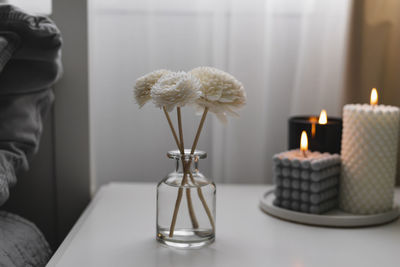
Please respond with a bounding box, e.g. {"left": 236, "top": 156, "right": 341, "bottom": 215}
{"left": 167, "top": 149, "right": 207, "bottom": 160}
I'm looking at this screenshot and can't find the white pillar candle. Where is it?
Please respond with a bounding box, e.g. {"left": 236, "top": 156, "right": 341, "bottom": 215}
{"left": 339, "top": 103, "right": 400, "bottom": 214}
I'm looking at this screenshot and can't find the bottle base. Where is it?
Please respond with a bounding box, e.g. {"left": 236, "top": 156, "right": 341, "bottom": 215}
{"left": 156, "top": 228, "right": 215, "bottom": 249}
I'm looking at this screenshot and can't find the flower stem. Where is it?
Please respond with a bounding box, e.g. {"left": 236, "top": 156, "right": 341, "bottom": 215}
{"left": 177, "top": 107, "right": 185, "bottom": 152}
{"left": 163, "top": 107, "right": 180, "bottom": 149}
{"left": 189, "top": 171, "right": 215, "bottom": 230}
{"left": 191, "top": 107, "right": 208, "bottom": 154}
{"left": 177, "top": 107, "right": 199, "bottom": 229}
{"left": 168, "top": 108, "right": 199, "bottom": 237}
{"left": 165, "top": 107, "right": 212, "bottom": 238}
{"left": 183, "top": 108, "right": 214, "bottom": 228}
{"left": 186, "top": 108, "right": 214, "bottom": 229}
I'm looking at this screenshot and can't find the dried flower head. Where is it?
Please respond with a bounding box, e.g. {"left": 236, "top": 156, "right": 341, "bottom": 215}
{"left": 151, "top": 71, "right": 201, "bottom": 111}
{"left": 189, "top": 67, "right": 246, "bottom": 123}
{"left": 134, "top": 69, "right": 171, "bottom": 107}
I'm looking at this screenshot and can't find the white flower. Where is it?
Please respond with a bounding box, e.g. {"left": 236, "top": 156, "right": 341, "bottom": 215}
{"left": 189, "top": 67, "right": 246, "bottom": 122}
{"left": 151, "top": 71, "right": 201, "bottom": 111}
{"left": 134, "top": 69, "right": 171, "bottom": 107}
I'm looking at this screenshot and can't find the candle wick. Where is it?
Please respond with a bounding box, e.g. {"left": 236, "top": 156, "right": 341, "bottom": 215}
{"left": 302, "top": 150, "right": 307, "bottom": 158}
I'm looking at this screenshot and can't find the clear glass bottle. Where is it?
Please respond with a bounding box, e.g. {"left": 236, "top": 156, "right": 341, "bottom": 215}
{"left": 156, "top": 150, "right": 216, "bottom": 248}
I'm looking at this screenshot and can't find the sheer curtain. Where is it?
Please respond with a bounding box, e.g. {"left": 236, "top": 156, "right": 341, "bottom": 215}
{"left": 89, "top": 0, "right": 351, "bottom": 190}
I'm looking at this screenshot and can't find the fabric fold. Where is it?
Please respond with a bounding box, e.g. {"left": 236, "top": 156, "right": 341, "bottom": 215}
{"left": 0, "top": 31, "right": 19, "bottom": 72}
{"left": 0, "top": 4, "right": 62, "bottom": 95}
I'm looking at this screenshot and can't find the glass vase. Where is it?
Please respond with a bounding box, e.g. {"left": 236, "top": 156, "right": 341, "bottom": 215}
{"left": 156, "top": 150, "right": 216, "bottom": 248}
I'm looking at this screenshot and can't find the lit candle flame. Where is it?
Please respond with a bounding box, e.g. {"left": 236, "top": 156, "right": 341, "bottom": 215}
{"left": 370, "top": 88, "right": 378, "bottom": 106}
{"left": 318, "top": 109, "right": 327, "bottom": 124}
{"left": 300, "top": 131, "right": 308, "bottom": 157}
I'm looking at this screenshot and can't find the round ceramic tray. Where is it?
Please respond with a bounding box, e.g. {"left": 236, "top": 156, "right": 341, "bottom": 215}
{"left": 259, "top": 189, "right": 400, "bottom": 227}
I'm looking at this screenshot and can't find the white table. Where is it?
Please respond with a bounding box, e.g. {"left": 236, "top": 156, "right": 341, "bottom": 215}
{"left": 47, "top": 183, "right": 400, "bottom": 267}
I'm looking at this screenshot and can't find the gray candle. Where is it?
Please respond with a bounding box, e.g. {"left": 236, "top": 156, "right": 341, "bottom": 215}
{"left": 273, "top": 149, "right": 341, "bottom": 214}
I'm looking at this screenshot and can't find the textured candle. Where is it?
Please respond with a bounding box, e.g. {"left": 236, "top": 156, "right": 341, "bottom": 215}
{"left": 273, "top": 150, "right": 341, "bottom": 214}
{"left": 339, "top": 104, "right": 400, "bottom": 214}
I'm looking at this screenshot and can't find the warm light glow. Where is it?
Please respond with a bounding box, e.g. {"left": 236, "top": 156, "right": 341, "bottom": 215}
{"left": 308, "top": 117, "right": 317, "bottom": 137}
{"left": 318, "top": 109, "right": 327, "bottom": 124}
{"left": 370, "top": 88, "right": 378, "bottom": 106}
{"left": 311, "top": 123, "right": 316, "bottom": 138}
{"left": 300, "top": 131, "right": 308, "bottom": 152}
{"left": 308, "top": 117, "right": 317, "bottom": 123}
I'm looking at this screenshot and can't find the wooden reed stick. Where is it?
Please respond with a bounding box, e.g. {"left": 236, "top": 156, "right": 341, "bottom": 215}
{"left": 169, "top": 187, "right": 183, "bottom": 238}
{"left": 177, "top": 107, "right": 185, "bottom": 152}
{"left": 165, "top": 107, "right": 199, "bottom": 237}
{"left": 184, "top": 108, "right": 214, "bottom": 230}
{"left": 167, "top": 107, "right": 210, "bottom": 237}
{"left": 189, "top": 171, "right": 215, "bottom": 230}
{"left": 177, "top": 107, "right": 199, "bottom": 229}
{"left": 191, "top": 108, "right": 209, "bottom": 154}
{"left": 180, "top": 108, "right": 209, "bottom": 189}
{"left": 185, "top": 189, "right": 198, "bottom": 228}
{"left": 181, "top": 108, "right": 214, "bottom": 229}
{"left": 163, "top": 107, "right": 180, "bottom": 149}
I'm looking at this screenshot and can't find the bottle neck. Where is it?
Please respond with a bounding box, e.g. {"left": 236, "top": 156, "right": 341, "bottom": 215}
{"left": 174, "top": 158, "right": 200, "bottom": 174}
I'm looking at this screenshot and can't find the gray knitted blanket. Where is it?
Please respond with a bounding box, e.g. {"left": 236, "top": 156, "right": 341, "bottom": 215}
{"left": 0, "top": 4, "right": 62, "bottom": 206}
{"left": 0, "top": 5, "right": 61, "bottom": 267}
{"left": 0, "top": 211, "right": 51, "bottom": 267}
